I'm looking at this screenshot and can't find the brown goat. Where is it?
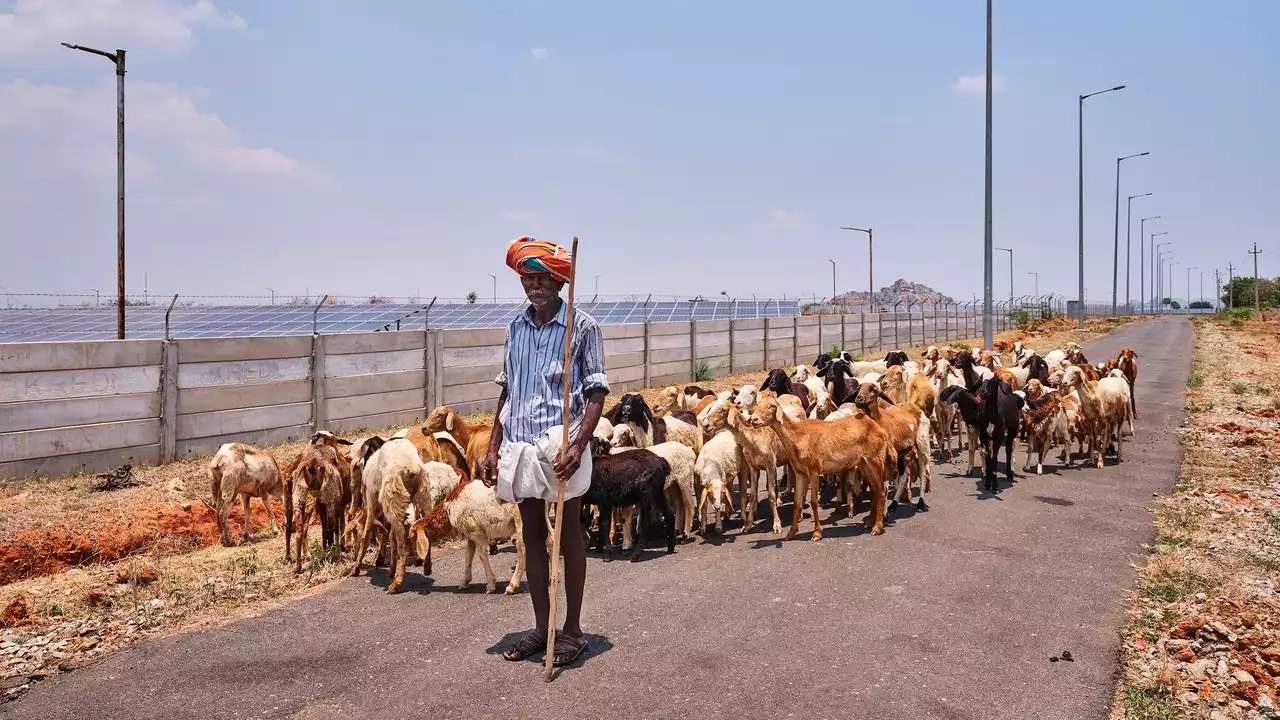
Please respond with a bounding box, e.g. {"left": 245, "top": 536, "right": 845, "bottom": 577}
{"left": 853, "top": 382, "right": 932, "bottom": 508}
{"left": 748, "top": 393, "right": 894, "bottom": 539}
{"left": 1117, "top": 347, "right": 1139, "bottom": 420}
{"left": 424, "top": 406, "right": 492, "bottom": 472}
{"left": 284, "top": 439, "right": 352, "bottom": 573}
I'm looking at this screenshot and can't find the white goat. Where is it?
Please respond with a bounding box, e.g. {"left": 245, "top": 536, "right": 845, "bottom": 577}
{"left": 209, "top": 443, "right": 283, "bottom": 547}
{"left": 694, "top": 430, "right": 740, "bottom": 534}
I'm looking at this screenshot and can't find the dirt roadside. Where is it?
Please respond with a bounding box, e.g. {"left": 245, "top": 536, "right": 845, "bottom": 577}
{"left": 1112, "top": 312, "right": 1280, "bottom": 720}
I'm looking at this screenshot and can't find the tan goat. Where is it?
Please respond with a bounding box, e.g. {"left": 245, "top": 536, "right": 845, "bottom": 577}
{"left": 208, "top": 443, "right": 283, "bottom": 547}
{"left": 749, "top": 393, "right": 894, "bottom": 539}
{"left": 424, "top": 406, "right": 492, "bottom": 473}
{"left": 854, "top": 382, "right": 932, "bottom": 508}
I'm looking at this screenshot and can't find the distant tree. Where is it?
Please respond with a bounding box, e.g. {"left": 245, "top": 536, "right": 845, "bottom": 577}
{"left": 1162, "top": 297, "right": 1173, "bottom": 306}
{"left": 466, "top": 291, "right": 478, "bottom": 304}
{"left": 1189, "top": 301, "right": 1211, "bottom": 310}
{"left": 1170, "top": 300, "right": 1182, "bottom": 310}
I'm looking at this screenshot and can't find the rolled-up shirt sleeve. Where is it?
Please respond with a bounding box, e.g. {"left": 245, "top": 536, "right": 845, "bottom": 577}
{"left": 494, "top": 340, "right": 508, "bottom": 387}
{"left": 577, "top": 320, "right": 609, "bottom": 395}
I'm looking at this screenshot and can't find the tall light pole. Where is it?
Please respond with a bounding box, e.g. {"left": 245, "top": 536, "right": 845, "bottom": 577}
{"left": 1027, "top": 272, "right": 1039, "bottom": 296}
{"left": 1127, "top": 193, "right": 1152, "bottom": 312}
{"left": 63, "top": 42, "right": 126, "bottom": 339}
{"left": 487, "top": 273, "right": 497, "bottom": 303}
{"left": 828, "top": 259, "right": 837, "bottom": 302}
{"left": 91, "top": 288, "right": 100, "bottom": 307}
{"left": 1139, "top": 215, "right": 1160, "bottom": 313}
{"left": 1112, "top": 152, "right": 1149, "bottom": 315}
{"left": 994, "top": 247, "right": 1014, "bottom": 304}
{"left": 267, "top": 287, "right": 275, "bottom": 305}
{"left": 839, "top": 227, "right": 873, "bottom": 311}
{"left": 982, "top": 0, "right": 994, "bottom": 348}
{"left": 1078, "top": 83, "right": 1126, "bottom": 328}
{"left": 595, "top": 275, "right": 601, "bottom": 300}
{"left": 1151, "top": 233, "right": 1169, "bottom": 313}
{"left": 1199, "top": 270, "right": 1207, "bottom": 310}
{"left": 1185, "top": 266, "right": 1196, "bottom": 314}
{"left": 1167, "top": 262, "right": 1178, "bottom": 313}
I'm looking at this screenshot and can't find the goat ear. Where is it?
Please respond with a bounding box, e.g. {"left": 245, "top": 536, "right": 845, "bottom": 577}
{"left": 445, "top": 413, "right": 454, "bottom": 432}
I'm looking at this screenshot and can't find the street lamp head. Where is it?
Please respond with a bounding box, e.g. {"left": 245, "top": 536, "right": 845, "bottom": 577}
{"left": 61, "top": 42, "right": 75, "bottom": 49}
{"left": 1129, "top": 192, "right": 1152, "bottom": 200}
{"left": 1142, "top": 216, "right": 1161, "bottom": 222}
{"left": 1111, "top": 85, "right": 1126, "bottom": 91}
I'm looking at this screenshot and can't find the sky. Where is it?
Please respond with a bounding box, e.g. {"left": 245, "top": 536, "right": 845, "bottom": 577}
{"left": 1, "top": 0, "right": 1277, "bottom": 306}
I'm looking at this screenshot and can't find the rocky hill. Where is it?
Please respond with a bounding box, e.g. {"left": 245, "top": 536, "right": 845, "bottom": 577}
{"left": 831, "top": 279, "right": 956, "bottom": 307}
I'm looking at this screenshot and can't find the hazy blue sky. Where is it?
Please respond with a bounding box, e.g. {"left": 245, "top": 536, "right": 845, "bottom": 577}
{"left": 2, "top": 0, "right": 1276, "bottom": 305}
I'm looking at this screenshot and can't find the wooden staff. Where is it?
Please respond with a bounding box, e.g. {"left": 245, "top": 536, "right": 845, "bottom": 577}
{"left": 544, "top": 235, "right": 579, "bottom": 682}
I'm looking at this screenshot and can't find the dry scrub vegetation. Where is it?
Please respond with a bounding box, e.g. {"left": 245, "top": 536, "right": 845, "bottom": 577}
{"left": 1113, "top": 313, "right": 1280, "bottom": 720}
{"left": 0, "top": 314, "right": 1137, "bottom": 702}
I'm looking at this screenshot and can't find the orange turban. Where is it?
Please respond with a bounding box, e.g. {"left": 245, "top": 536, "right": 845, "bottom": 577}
{"left": 505, "top": 236, "right": 573, "bottom": 283}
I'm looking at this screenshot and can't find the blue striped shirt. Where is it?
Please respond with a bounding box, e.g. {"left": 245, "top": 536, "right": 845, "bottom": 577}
{"left": 494, "top": 303, "right": 609, "bottom": 447}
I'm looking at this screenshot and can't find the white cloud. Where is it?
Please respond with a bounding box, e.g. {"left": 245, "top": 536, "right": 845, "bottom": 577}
{"left": 0, "top": 0, "right": 245, "bottom": 59}
{"left": 0, "top": 79, "right": 300, "bottom": 177}
{"left": 756, "top": 209, "right": 805, "bottom": 232}
{"left": 952, "top": 73, "right": 1006, "bottom": 95}
{"left": 530, "top": 47, "right": 548, "bottom": 60}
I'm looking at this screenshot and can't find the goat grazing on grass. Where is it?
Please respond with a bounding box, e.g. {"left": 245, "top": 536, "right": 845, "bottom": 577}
{"left": 347, "top": 437, "right": 434, "bottom": 593}
{"left": 940, "top": 377, "right": 1020, "bottom": 492}
{"left": 583, "top": 438, "right": 676, "bottom": 562}
{"left": 284, "top": 435, "right": 353, "bottom": 572}
{"left": 749, "top": 393, "right": 895, "bottom": 539}
{"left": 209, "top": 443, "right": 283, "bottom": 548}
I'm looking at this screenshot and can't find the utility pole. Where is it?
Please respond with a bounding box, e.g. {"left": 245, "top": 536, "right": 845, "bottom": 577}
{"left": 487, "top": 273, "right": 497, "bottom": 304}
{"left": 829, "top": 259, "right": 836, "bottom": 303}
{"left": 63, "top": 42, "right": 126, "bottom": 339}
{"left": 839, "top": 227, "right": 873, "bottom": 311}
{"left": 1227, "top": 263, "right": 1235, "bottom": 309}
{"left": 1215, "top": 269, "right": 1222, "bottom": 312}
{"left": 983, "top": 0, "right": 994, "bottom": 347}
{"left": 1249, "top": 243, "right": 1263, "bottom": 310}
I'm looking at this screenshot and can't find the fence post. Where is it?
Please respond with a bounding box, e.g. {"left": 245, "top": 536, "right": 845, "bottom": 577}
{"left": 689, "top": 319, "right": 699, "bottom": 381}
{"left": 764, "top": 318, "right": 771, "bottom": 369}
{"left": 817, "top": 314, "right": 824, "bottom": 354}
{"left": 424, "top": 329, "right": 436, "bottom": 414}
{"left": 841, "top": 314, "right": 847, "bottom": 352}
{"left": 728, "top": 319, "right": 736, "bottom": 374}
{"left": 311, "top": 333, "right": 328, "bottom": 432}
{"left": 643, "top": 319, "right": 652, "bottom": 388}
{"left": 792, "top": 316, "right": 798, "bottom": 366}
{"left": 159, "top": 339, "right": 178, "bottom": 463}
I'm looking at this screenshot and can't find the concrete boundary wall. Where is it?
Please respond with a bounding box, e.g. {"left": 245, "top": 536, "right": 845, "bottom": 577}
{"left": 1, "top": 312, "right": 987, "bottom": 478}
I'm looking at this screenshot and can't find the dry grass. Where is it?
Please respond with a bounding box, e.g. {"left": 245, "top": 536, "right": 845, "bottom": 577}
{"left": 1110, "top": 314, "right": 1280, "bottom": 719}
{"left": 0, "top": 314, "right": 1143, "bottom": 699}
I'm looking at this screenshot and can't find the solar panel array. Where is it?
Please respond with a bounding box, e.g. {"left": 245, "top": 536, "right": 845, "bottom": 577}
{"left": 0, "top": 300, "right": 803, "bottom": 342}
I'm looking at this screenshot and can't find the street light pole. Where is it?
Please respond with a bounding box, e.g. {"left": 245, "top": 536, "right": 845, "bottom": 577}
{"left": 983, "top": 0, "right": 994, "bottom": 348}
{"left": 828, "top": 259, "right": 836, "bottom": 302}
{"left": 1078, "top": 84, "right": 1126, "bottom": 328}
{"left": 1151, "top": 233, "right": 1169, "bottom": 313}
{"left": 267, "top": 288, "right": 274, "bottom": 305}
{"left": 995, "top": 247, "right": 1013, "bottom": 304}
{"left": 1028, "top": 272, "right": 1039, "bottom": 296}
{"left": 1186, "top": 266, "right": 1196, "bottom": 314}
{"left": 1167, "top": 262, "right": 1178, "bottom": 313}
{"left": 63, "top": 42, "right": 126, "bottom": 338}
{"left": 1138, "top": 215, "right": 1160, "bottom": 313}
{"left": 839, "top": 227, "right": 873, "bottom": 311}
{"left": 1112, "top": 152, "right": 1148, "bottom": 315}
{"left": 487, "top": 273, "right": 497, "bottom": 303}
{"left": 1127, "top": 194, "right": 1152, "bottom": 312}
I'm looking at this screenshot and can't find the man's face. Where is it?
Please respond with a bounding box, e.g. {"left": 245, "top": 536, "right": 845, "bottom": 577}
{"left": 521, "top": 273, "right": 564, "bottom": 309}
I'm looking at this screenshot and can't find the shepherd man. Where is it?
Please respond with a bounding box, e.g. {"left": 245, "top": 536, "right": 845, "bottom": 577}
{"left": 478, "top": 235, "right": 608, "bottom": 668}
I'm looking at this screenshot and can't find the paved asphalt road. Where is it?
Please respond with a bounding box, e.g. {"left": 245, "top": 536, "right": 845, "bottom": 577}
{"left": 6, "top": 318, "right": 1192, "bottom": 720}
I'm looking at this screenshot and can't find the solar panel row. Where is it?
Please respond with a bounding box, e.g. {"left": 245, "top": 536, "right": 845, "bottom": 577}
{"left": 0, "top": 300, "right": 804, "bottom": 342}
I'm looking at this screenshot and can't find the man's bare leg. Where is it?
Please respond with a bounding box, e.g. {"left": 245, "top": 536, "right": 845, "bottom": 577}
{"left": 517, "top": 499, "right": 551, "bottom": 635}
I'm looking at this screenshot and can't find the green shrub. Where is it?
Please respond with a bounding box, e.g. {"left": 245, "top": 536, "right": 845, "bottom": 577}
{"left": 1009, "top": 308, "right": 1031, "bottom": 328}
{"left": 1186, "top": 370, "right": 1204, "bottom": 389}
{"left": 693, "top": 358, "right": 714, "bottom": 382}
{"left": 1231, "top": 381, "right": 1250, "bottom": 395}
{"left": 952, "top": 341, "right": 971, "bottom": 351}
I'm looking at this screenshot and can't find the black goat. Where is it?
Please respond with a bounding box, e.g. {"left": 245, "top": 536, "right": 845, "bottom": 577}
{"left": 883, "top": 350, "right": 909, "bottom": 367}
{"left": 952, "top": 351, "right": 985, "bottom": 392}
{"left": 605, "top": 393, "right": 666, "bottom": 444}
{"left": 582, "top": 438, "right": 675, "bottom": 562}
{"left": 813, "top": 353, "right": 834, "bottom": 372}
{"left": 816, "top": 357, "right": 859, "bottom": 405}
{"left": 760, "top": 368, "right": 811, "bottom": 414}
{"left": 1021, "top": 354, "right": 1051, "bottom": 385}
{"left": 940, "top": 377, "right": 1021, "bottom": 493}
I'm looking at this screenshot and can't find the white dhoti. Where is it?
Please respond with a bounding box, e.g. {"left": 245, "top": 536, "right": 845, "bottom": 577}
{"left": 496, "top": 424, "right": 592, "bottom": 504}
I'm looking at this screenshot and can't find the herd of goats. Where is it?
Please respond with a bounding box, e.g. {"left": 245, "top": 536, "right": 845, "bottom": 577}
{"left": 206, "top": 339, "right": 1140, "bottom": 595}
